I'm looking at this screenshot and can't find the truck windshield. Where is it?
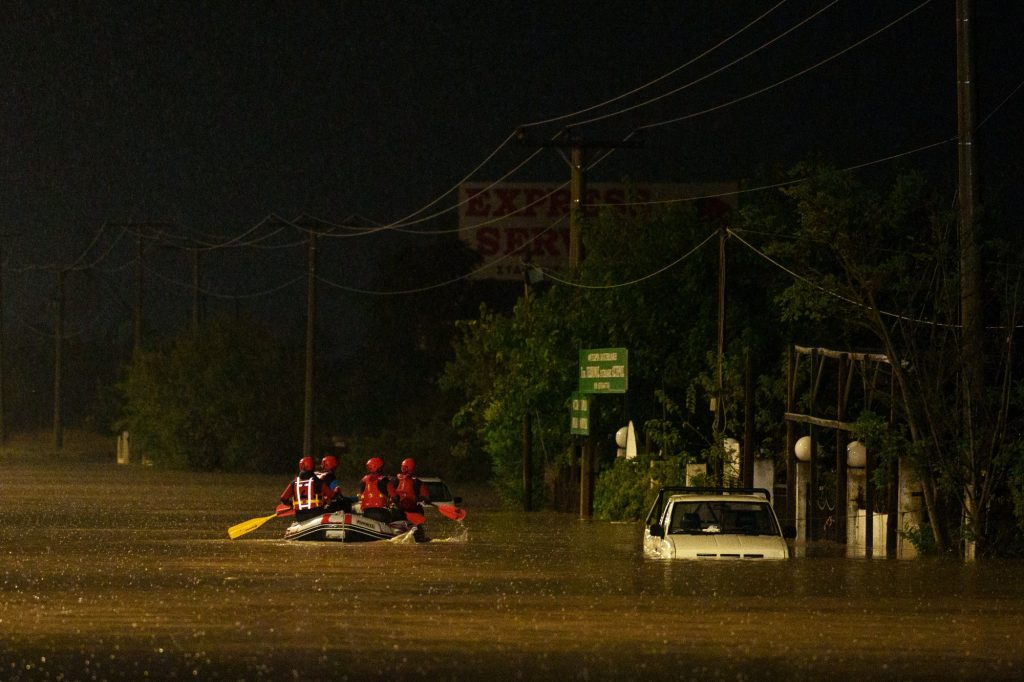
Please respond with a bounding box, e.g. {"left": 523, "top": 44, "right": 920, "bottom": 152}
{"left": 668, "top": 501, "right": 779, "bottom": 535}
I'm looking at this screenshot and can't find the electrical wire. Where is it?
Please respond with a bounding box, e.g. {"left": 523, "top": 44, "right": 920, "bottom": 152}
{"left": 315, "top": 215, "right": 568, "bottom": 295}
{"left": 637, "top": 0, "right": 934, "bottom": 132}
{"left": 728, "top": 228, "right": 953, "bottom": 326}
{"left": 519, "top": 0, "right": 791, "bottom": 129}
{"left": 539, "top": 230, "right": 718, "bottom": 290}
{"left": 585, "top": 136, "right": 955, "bottom": 208}
{"left": 568, "top": 0, "right": 840, "bottom": 130}
{"left": 141, "top": 260, "right": 306, "bottom": 300}
{"left": 302, "top": 146, "right": 548, "bottom": 237}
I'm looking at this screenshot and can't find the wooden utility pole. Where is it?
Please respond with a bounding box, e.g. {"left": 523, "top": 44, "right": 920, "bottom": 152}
{"left": 0, "top": 243, "right": 4, "bottom": 446}
{"left": 715, "top": 225, "right": 726, "bottom": 436}
{"left": 191, "top": 245, "right": 202, "bottom": 334}
{"left": 742, "top": 350, "right": 754, "bottom": 487}
{"left": 53, "top": 269, "right": 65, "bottom": 450}
{"left": 134, "top": 229, "right": 143, "bottom": 355}
{"left": 302, "top": 231, "right": 317, "bottom": 458}
{"left": 516, "top": 128, "right": 642, "bottom": 270}
{"left": 517, "top": 128, "right": 642, "bottom": 517}
{"left": 522, "top": 274, "right": 534, "bottom": 512}
{"left": 835, "top": 353, "right": 849, "bottom": 543}
{"left": 956, "top": 0, "right": 983, "bottom": 560}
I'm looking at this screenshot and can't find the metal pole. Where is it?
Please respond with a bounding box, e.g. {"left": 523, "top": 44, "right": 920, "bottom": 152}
{"left": 785, "top": 346, "right": 796, "bottom": 526}
{"left": 569, "top": 146, "right": 584, "bottom": 269}
{"left": 956, "top": 0, "right": 983, "bottom": 561}
{"left": 715, "top": 225, "right": 726, "bottom": 435}
{"left": 522, "top": 275, "right": 533, "bottom": 511}
{"left": 191, "top": 246, "right": 202, "bottom": 334}
{"left": 53, "top": 269, "right": 64, "bottom": 450}
{"left": 302, "top": 232, "right": 317, "bottom": 458}
{"left": 836, "top": 353, "right": 848, "bottom": 544}
{"left": 134, "top": 231, "right": 143, "bottom": 355}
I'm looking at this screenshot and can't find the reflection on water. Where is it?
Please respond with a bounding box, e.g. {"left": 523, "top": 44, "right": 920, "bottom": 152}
{"left": 2, "top": 459, "right": 1023, "bottom": 680}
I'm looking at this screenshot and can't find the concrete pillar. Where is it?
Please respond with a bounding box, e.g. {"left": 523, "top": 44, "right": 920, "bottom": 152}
{"left": 686, "top": 463, "right": 707, "bottom": 487}
{"left": 897, "top": 457, "right": 922, "bottom": 559}
{"left": 116, "top": 431, "right": 130, "bottom": 465}
{"left": 794, "top": 460, "right": 810, "bottom": 543}
{"left": 753, "top": 458, "right": 774, "bottom": 496}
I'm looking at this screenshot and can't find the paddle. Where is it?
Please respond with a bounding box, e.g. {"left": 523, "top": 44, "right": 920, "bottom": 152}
{"left": 434, "top": 503, "right": 466, "bottom": 522}
{"left": 227, "top": 504, "right": 294, "bottom": 540}
{"left": 404, "top": 511, "right": 426, "bottom": 525}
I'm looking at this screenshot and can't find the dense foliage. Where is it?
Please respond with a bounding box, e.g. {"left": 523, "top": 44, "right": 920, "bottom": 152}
{"left": 749, "top": 165, "right": 1024, "bottom": 555}
{"left": 442, "top": 200, "right": 790, "bottom": 512}
{"left": 119, "top": 316, "right": 303, "bottom": 471}
{"left": 442, "top": 166, "right": 1024, "bottom": 557}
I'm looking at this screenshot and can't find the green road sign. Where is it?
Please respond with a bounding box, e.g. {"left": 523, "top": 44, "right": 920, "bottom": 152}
{"left": 570, "top": 392, "right": 590, "bottom": 435}
{"left": 579, "top": 347, "right": 628, "bottom": 394}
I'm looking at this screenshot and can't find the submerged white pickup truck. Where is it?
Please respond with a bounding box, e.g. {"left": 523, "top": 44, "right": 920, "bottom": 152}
{"left": 643, "top": 487, "right": 796, "bottom": 560}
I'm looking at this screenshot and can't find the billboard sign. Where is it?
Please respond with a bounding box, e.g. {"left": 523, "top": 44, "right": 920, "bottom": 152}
{"left": 458, "top": 181, "right": 736, "bottom": 280}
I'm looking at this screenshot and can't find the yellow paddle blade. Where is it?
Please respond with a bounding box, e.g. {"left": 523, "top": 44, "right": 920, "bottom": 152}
{"left": 227, "top": 513, "right": 277, "bottom": 540}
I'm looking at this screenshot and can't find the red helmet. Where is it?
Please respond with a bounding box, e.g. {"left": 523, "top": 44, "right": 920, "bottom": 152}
{"left": 366, "top": 456, "right": 384, "bottom": 473}
{"left": 298, "top": 456, "right": 315, "bottom": 473}
{"left": 320, "top": 455, "right": 338, "bottom": 473}
{"left": 401, "top": 458, "right": 415, "bottom": 474}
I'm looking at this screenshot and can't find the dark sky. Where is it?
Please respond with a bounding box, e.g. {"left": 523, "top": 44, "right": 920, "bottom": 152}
{"left": 2, "top": 1, "right": 1022, "bottom": 343}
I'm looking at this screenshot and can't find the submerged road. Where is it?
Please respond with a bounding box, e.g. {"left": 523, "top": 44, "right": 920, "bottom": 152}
{"left": 1, "top": 458, "right": 1022, "bottom": 680}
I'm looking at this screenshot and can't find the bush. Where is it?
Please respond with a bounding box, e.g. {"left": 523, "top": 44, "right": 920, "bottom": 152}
{"left": 119, "top": 316, "right": 303, "bottom": 472}
{"left": 593, "top": 453, "right": 689, "bottom": 521}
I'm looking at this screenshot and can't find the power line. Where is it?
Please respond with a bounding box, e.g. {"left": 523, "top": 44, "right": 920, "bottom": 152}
{"left": 566, "top": 0, "right": 840, "bottom": 130}
{"left": 538, "top": 229, "right": 718, "bottom": 290}
{"left": 636, "top": 0, "right": 934, "bottom": 132}
{"left": 519, "top": 0, "right": 792, "bottom": 129}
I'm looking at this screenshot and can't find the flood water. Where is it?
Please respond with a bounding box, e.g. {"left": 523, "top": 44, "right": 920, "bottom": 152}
{"left": 2, "top": 458, "right": 1023, "bottom": 681}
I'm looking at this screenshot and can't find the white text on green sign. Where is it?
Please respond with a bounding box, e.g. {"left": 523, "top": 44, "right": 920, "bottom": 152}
{"left": 579, "top": 348, "right": 628, "bottom": 394}
{"left": 570, "top": 393, "right": 590, "bottom": 435}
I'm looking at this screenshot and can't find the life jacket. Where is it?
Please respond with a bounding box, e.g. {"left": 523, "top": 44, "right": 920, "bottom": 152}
{"left": 292, "top": 476, "right": 323, "bottom": 511}
{"left": 395, "top": 473, "right": 423, "bottom": 509}
{"left": 360, "top": 473, "right": 387, "bottom": 509}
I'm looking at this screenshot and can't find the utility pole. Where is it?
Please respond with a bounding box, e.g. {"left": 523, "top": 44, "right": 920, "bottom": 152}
{"left": 134, "top": 228, "right": 143, "bottom": 355}
{"left": 714, "top": 225, "right": 726, "bottom": 436}
{"left": 956, "top": 0, "right": 983, "bottom": 560}
{"left": 302, "top": 231, "right": 317, "bottom": 458}
{"left": 191, "top": 244, "right": 202, "bottom": 334}
{"left": 517, "top": 128, "right": 642, "bottom": 270}
{"left": 0, "top": 243, "right": 5, "bottom": 446}
{"left": 522, "top": 269, "right": 534, "bottom": 512}
{"left": 53, "top": 269, "right": 65, "bottom": 450}
{"left": 517, "top": 127, "right": 642, "bottom": 516}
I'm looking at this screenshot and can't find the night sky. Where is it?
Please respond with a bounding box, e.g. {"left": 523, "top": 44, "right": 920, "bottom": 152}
{"left": 2, "top": 1, "right": 1022, "bottom": 342}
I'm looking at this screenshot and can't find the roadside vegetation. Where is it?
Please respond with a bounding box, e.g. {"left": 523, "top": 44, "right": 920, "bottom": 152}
{"left": 442, "top": 165, "right": 1024, "bottom": 558}
{"left": 4, "top": 164, "right": 1021, "bottom": 558}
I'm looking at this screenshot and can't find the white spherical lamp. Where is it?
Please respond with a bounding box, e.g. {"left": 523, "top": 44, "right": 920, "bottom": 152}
{"left": 615, "top": 426, "right": 628, "bottom": 449}
{"left": 847, "top": 440, "right": 867, "bottom": 468}
{"left": 795, "top": 435, "right": 813, "bottom": 462}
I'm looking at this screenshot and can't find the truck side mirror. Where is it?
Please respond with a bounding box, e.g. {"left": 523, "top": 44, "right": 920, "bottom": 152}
{"left": 649, "top": 523, "right": 665, "bottom": 538}
{"left": 782, "top": 525, "right": 797, "bottom": 539}
{"left": 453, "top": 496, "right": 463, "bottom": 505}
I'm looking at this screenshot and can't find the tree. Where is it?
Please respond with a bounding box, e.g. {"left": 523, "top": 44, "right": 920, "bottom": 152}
{"left": 442, "top": 200, "right": 788, "bottom": 510}
{"left": 748, "top": 164, "right": 1024, "bottom": 555}
{"left": 119, "top": 315, "right": 303, "bottom": 471}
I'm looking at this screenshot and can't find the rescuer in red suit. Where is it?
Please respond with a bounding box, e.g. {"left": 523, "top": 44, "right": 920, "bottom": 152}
{"left": 394, "top": 457, "right": 430, "bottom": 515}
{"left": 358, "top": 457, "right": 395, "bottom": 523}
{"left": 280, "top": 456, "right": 328, "bottom": 521}
{"left": 319, "top": 455, "right": 352, "bottom": 513}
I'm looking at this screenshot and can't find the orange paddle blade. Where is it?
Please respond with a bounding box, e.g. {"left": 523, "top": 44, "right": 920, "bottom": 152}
{"left": 436, "top": 504, "right": 466, "bottom": 521}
